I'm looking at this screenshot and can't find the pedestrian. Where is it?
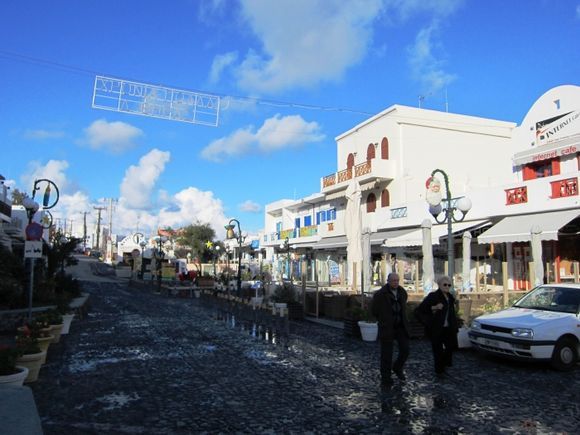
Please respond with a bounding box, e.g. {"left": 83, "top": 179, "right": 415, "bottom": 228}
{"left": 414, "top": 275, "right": 459, "bottom": 378}
{"left": 371, "top": 272, "right": 410, "bottom": 387}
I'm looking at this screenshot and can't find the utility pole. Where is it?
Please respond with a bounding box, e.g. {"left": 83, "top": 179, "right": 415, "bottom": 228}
{"left": 81, "top": 211, "right": 90, "bottom": 252}
{"left": 106, "top": 198, "right": 118, "bottom": 263}
{"left": 93, "top": 206, "right": 106, "bottom": 251}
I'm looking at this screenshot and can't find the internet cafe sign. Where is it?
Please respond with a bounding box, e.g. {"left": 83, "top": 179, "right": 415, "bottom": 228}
{"left": 535, "top": 110, "right": 579, "bottom": 146}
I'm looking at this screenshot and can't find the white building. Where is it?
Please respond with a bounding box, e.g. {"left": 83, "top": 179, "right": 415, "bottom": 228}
{"left": 262, "top": 85, "right": 579, "bottom": 291}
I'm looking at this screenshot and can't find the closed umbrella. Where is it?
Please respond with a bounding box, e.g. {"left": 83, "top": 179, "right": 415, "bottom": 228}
{"left": 361, "top": 228, "right": 371, "bottom": 294}
{"left": 421, "top": 219, "right": 434, "bottom": 295}
{"left": 462, "top": 231, "right": 472, "bottom": 292}
{"left": 531, "top": 225, "right": 544, "bottom": 286}
{"left": 345, "top": 179, "right": 362, "bottom": 291}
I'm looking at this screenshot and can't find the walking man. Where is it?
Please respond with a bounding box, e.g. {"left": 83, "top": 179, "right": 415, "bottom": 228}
{"left": 371, "top": 272, "right": 410, "bottom": 387}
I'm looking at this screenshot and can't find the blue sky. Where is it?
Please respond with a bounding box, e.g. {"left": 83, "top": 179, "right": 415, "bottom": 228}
{"left": 1, "top": 0, "right": 579, "bottom": 239}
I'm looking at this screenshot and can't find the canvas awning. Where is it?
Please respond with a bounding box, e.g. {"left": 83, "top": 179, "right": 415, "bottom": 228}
{"left": 383, "top": 220, "right": 489, "bottom": 248}
{"left": 512, "top": 135, "right": 580, "bottom": 166}
{"left": 477, "top": 209, "right": 580, "bottom": 244}
{"left": 314, "top": 235, "right": 347, "bottom": 249}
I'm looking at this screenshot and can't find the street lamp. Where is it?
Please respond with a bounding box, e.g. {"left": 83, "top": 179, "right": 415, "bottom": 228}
{"left": 426, "top": 169, "right": 472, "bottom": 290}
{"left": 153, "top": 235, "right": 167, "bottom": 293}
{"left": 22, "top": 178, "right": 60, "bottom": 321}
{"left": 214, "top": 245, "right": 220, "bottom": 277}
{"left": 225, "top": 219, "right": 245, "bottom": 297}
{"left": 139, "top": 240, "right": 147, "bottom": 279}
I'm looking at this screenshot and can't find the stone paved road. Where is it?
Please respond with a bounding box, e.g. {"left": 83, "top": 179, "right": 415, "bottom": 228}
{"left": 31, "top": 280, "right": 579, "bottom": 434}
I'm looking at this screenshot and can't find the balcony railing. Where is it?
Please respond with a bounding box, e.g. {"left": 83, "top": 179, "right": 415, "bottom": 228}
{"left": 550, "top": 177, "right": 578, "bottom": 198}
{"left": 354, "top": 160, "right": 371, "bottom": 177}
{"left": 505, "top": 186, "right": 528, "bottom": 205}
{"left": 337, "top": 168, "right": 352, "bottom": 183}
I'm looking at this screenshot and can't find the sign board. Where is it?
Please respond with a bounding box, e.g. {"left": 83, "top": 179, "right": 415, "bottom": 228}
{"left": 24, "top": 241, "right": 43, "bottom": 258}
{"left": 328, "top": 260, "right": 341, "bottom": 284}
{"left": 92, "top": 75, "right": 220, "bottom": 127}
{"left": 25, "top": 223, "right": 44, "bottom": 241}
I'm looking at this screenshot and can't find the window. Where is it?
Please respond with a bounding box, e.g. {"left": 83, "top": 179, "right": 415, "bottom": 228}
{"left": 366, "top": 143, "right": 375, "bottom": 161}
{"left": 295, "top": 217, "right": 301, "bottom": 229}
{"left": 381, "top": 137, "right": 389, "bottom": 159}
{"left": 316, "top": 208, "right": 336, "bottom": 224}
{"left": 523, "top": 159, "right": 560, "bottom": 180}
{"left": 326, "top": 208, "right": 336, "bottom": 221}
{"left": 366, "top": 193, "right": 377, "bottom": 213}
{"left": 304, "top": 215, "right": 312, "bottom": 226}
{"left": 381, "top": 189, "right": 390, "bottom": 207}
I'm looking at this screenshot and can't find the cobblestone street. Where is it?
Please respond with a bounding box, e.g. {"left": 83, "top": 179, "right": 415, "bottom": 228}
{"left": 32, "top": 280, "right": 579, "bottom": 434}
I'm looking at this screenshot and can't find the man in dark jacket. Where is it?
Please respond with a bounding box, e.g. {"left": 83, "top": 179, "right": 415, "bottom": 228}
{"left": 371, "top": 273, "right": 410, "bottom": 387}
{"left": 414, "top": 275, "right": 459, "bottom": 377}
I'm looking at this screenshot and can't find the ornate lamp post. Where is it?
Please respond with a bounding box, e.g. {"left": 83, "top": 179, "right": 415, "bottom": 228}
{"left": 153, "top": 235, "right": 167, "bottom": 293}
{"left": 225, "top": 219, "right": 245, "bottom": 296}
{"left": 426, "top": 169, "right": 472, "bottom": 290}
{"left": 22, "top": 178, "right": 60, "bottom": 321}
{"left": 139, "top": 240, "right": 147, "bottom": 279}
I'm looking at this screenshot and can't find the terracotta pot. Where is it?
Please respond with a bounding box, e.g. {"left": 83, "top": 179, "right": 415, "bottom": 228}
{"left": 15, "top": 352, "right": 45, "bottom": 383}
{"left": 0, "top": 366, "right": 29, "bottom": 387}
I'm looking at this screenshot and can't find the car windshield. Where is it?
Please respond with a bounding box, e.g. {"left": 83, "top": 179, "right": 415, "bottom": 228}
{"left": 514, "top": 286, "right": 580, "bottom": 314}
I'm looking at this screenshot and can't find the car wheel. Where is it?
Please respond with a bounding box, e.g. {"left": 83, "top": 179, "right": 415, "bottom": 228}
{"left": 550, "top": 337, "right": 578, "bottom": 371}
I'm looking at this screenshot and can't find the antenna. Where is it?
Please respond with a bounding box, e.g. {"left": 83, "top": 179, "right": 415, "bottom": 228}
{"left": 445, "top": 88, "right": 449, "bottom": 113}
{"left": 418, "top": 95, "right": 425, "bottom": 108}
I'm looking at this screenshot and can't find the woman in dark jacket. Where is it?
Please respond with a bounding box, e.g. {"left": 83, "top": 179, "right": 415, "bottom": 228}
{"left": 414, "top": 276, "right": 459, "bottom": 376}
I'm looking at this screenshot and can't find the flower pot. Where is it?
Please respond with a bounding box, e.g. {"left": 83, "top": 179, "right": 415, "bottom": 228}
{"left": 37, "top": 335, "right": 54, "bottom": 364}
{"left": 15, "top": 352, "right": 45, "bottom": 383}
{"left": 0, "top": 366, "right": 29, "bottom": 387}
{"left": 358, "top": 321, "right": 378, "bottom": 342}
{"left": 457, "top": 327, "right": 471, "bottom": 349}
{"left": 61, "top": 314, "right": 75, "bottom": 335}
{"left": 194, "top": 289, "right": 201, "bottom": 299}
{"left": 49, "top": 324, "right": 64, "bottom": 344}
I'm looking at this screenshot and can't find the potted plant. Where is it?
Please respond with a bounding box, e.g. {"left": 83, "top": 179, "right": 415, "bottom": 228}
{"left": 37, "top": 310, "right": 64, "bottom": 344}
{"left": 0, "top": 345, "right": 28, "bottom": 386}
{"left": 14, "top": 333, "right": 44, "bottom": 383}
{"left": 357, "top": 305, "right": 378, "bottom": 342}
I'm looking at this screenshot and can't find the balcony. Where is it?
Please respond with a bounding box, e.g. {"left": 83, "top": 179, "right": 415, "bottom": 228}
{"left": 321, "top": 158, "right": 397, "bottom": 194}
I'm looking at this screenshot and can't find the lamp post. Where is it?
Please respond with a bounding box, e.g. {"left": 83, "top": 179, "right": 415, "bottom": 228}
{"left": 426, "top": 169, "right": 472, "bottom": 290}
{"left": 153, "top": 235, "right": 167, "bottom": 293}
{"left": 22, "top": 178, "right": 60, "bottom": 321}
{"left": 225, "top": 219, "right": 244, "bottom": 297}
{"left": 214, "top": 245, "right": 220, "bottom": 277}
{"left": 225, "top": 246, "right": 231, "bottom": 289}
{"left": 139, "top": 240, "right": 147, "bottom": 279}
{"left": 279, "top": 237, "right": 290, "bottom": 281}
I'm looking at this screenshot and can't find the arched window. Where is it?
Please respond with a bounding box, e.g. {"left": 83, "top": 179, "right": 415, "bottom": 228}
{"left": 366, "top": 143, "right": 375, "bottom": 161}
{"left": 381, "top": 189, "right": 390, "bottom": 207}
{"left": 366, "top": 193, "right": 377, "bottom": 213}
{"left": 381, "top": 137, "right": 389, "bottom": 160}
{"left": 347, "top": 153, "right": 355, "bottom": 171}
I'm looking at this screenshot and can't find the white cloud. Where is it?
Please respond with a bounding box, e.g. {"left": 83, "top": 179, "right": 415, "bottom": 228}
{"left": 23, "top": 129, "right": 66, "bottom": 140}
{"left": 239, "top": 200, "right": 261, "bottom": 213}
{"left": 407, "top": 21, "right": 456, "bottom": 95}
{"left": 201, "top": 114, "right": 324, "bottom": 162}
{"left": 21, "top": 160, "right": 70, "bottom": 195}
{"left": 120, "top": 149, "right": 171, "bottom": 209}
{"left": 216, "top": 0, "right": 383, "bottom": 93}
{"left": 80, "top": 119, "right": 144, "bottom": 153}
{"left": 209, "top": 51, "right": 239, "bottom": 84}
{"left": 112, "top": 187, "right": 229, "bottom": 239}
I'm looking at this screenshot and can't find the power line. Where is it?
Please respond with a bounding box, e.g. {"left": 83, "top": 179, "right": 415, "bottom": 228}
{"left": 0, "top": 49, "right": 373, "bottom": 116}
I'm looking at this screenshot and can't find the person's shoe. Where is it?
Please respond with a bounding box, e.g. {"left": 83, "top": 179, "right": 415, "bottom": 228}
{"left": 393, "top": 369, "right": 406, "bottom": 381}
{"left": 381, "top": 377, "right": 394, "bottom": 388}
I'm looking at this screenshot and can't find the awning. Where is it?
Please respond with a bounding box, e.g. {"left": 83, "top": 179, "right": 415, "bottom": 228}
{"left": 512, "top": 135, "right": 580, "bottom": 166}
{"left": 314, "top": 235, "right": 347, "bottom": 249}
{"left": 371, "top": 228, "right": 416, "bottom": 245}
{"left": 383, "top": 220, "right": 489, "bottom": 248}
{"left": 477, "top": 209, "right": 580, "bottom": 244}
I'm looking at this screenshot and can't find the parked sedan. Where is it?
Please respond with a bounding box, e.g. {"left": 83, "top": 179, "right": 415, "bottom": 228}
{"left": 469, "top": 284, "right": 580, "bottom": 371}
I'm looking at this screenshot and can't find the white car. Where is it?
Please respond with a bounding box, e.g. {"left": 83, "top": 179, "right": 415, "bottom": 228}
{"left": 469, "top": 283, "right": 580, "bottom": 371}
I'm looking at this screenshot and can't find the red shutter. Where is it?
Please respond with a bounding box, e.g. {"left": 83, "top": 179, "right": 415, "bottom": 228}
{"left": 551, "top": 158, "right": 560, "bottom": 176}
